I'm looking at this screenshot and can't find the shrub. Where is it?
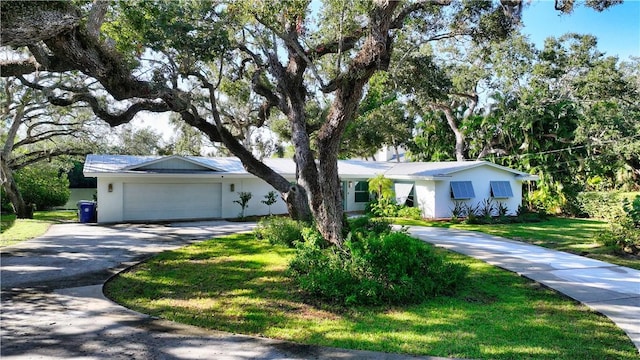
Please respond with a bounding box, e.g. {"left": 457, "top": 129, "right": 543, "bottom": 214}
{"left": 368, "top": 196, "right": 399, "bottom": 217}
{"left": 13, "top": 165, "right": 70, "bottom": 210}
{"left": 576, "top": 191, "right": 625, "bottom": 219}
{"left": 496, "top": 202, "right": 509, "bottom": 217}
{"left": 450, "top": 201, "right": 466, "bottom": 220}
{"left": 347, "top": 216, "right": 392, "bottom": 239}
{"left": 597, "top": 195, "right": 640, "bottom": 255}
{"left": 254, "top": 217, "right": 306, "bottom": 247}
{"left": 623, "top": 195, "right": 640, "bottom": 228}
{"left": 397, "top": 206, "right": 422, "bottom": 220}
{"left": 233, "top": 191, "right": 252, "bottom": 219}
{"left": 478, "top": 198, "right": 495, "bottom": 218}
{"left": 288, "top": 229, "right": 469, "bottom": 306}
{"left": 261, "top": 191, "right": 278, "bottom": 215}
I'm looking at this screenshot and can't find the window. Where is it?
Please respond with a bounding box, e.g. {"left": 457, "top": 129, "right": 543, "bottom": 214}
{"left": 354, "top": 181, "right": 369, "bottom": 203}
{"left": 450, "top": 181, "right": 475, "bottom": 199}
{"left": 394, "top": 183, "right": 415, "bottom": 207}
{"left": 490, "top": 181, "right": 513, "bottom": 198}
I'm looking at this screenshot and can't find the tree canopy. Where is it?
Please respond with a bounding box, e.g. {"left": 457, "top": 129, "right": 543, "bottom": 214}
{"left": 0, "top": 0, "right": 622, "bottom": 242}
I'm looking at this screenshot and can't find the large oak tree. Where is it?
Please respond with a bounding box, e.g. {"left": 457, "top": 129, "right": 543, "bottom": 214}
{"left": 0, "top": 0, "right": 615, "bottom": 244}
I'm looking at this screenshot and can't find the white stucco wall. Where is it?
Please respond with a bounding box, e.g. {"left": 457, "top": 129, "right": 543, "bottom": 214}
{"left": 432, "top": 166, "right": 524, "bottom": 218}
{"left": 95, "top": 176, "right": 289, "bottom": 223}
{"left": 414, "top": 180, "right": 436, "bottom": 218}
{"left": 222, "top": 178, "right": 288, "bottom": 218}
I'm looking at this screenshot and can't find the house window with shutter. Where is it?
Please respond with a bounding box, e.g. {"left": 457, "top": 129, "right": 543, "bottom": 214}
{"left": 450, "top": 181, "right": 475, "bottom": 199}
{"left": 490, "top": 181, "right": 514, "bottom": 198}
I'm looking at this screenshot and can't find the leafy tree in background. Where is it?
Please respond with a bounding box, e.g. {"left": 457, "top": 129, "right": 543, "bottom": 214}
{"left": 1, "top": 76, "right": 103, "bottom": 218}
{"left": 13, "top": 163, "right": 71, "bottom": 211}
{"left": 341, "top": 72, "right": 414, "bottom": 161}
{"left": 0, "top": 0, "right": 618, "bottom": 243}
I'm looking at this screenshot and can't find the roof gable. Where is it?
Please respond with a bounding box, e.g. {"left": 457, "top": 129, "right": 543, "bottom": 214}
{"left": 124, "top": 155, "right": 223, "bottom": 172}
{"left": 383, "top": 161, "right": 537, "bottom": 180}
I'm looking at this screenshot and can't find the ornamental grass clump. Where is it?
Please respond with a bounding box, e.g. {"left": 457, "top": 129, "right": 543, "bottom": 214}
{"left": 288, "top": 217, "right": 468, "bottom": 306}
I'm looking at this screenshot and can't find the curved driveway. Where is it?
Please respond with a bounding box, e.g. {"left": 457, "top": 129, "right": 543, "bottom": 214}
{"left": 1, "top": 222, "right": 452, "bottom": 360}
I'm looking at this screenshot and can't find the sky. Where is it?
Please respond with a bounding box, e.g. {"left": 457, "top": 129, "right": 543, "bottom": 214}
{"left": 134, "top": 0, "right": 640, "bottom": 141}
{"left": 520, "top": 0, "right": 640, "bottom": 60}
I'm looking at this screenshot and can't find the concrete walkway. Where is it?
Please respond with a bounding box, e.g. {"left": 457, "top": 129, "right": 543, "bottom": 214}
{"left": 406, "top": 226, "right": 640, "bottom": 353}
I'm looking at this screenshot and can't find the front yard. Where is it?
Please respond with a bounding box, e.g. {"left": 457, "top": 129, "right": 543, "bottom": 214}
{"left": 0, "top": 210, "right": 77, "bottom": 247}
{"left": 104, "top": 231, "right": 639, "bottom": 359}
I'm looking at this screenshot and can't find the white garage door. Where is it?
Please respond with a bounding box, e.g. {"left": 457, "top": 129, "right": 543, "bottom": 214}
{"left": 123, "top": 183, "right": 222, "bottom": 221}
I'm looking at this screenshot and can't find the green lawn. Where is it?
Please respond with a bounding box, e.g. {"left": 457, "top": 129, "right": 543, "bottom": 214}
{"left": 0, "top": 210, "right": 77, "bottom": 247}
{"left": 105, "top": 232, "right": 638, "bottom": 359}
{"left": 393, "top": 217, "right": 640, "bottom": 270}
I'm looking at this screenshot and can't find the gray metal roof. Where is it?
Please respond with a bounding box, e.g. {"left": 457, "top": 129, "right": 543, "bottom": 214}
{"left": 83, "top": 154, "right": 538, "bottom": 180}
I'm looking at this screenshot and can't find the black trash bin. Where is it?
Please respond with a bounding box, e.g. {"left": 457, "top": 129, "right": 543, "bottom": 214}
{"left": 78, "top": 201, "right": 96, "bottom": 223}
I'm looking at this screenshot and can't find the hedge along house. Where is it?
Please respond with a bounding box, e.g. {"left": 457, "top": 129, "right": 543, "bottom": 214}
{"left": 83, "top": 154, "right": 538, "bottom": 223}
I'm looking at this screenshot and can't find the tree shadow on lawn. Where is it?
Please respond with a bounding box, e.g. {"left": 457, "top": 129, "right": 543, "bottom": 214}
{"left": 105, "top": 234, "right": 639, "bottom": 360}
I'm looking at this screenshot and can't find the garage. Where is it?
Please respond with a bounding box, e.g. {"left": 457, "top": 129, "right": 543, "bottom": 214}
{"left": 123, "top": 183, "right": 222, "bottom": 221}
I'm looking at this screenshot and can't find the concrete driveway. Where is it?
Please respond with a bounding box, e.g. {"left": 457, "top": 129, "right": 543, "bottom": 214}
{"left": 0, "top": 222, "right": 450, "bottom": 360}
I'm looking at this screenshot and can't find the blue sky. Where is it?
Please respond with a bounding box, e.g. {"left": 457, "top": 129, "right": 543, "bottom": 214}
{"left": 521, "top": 0, "right": 640, "bottom": 60}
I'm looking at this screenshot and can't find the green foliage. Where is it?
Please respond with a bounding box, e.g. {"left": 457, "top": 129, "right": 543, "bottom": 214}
{"left": 103, "top": 1, "right": 230, "bottom": 66}
{"left": 367, "top": 175, "right": 394, "bottom": 199}
{"left": 368, "top": 196, "right": 399, "bottom": 217}
{"left": 13, "top": 165, "right": 70, "bottom": 210}
{"left": 341, "top": 73, "right": 414, "bottom": 159}
{"left": 397, "top": 206, "right": 422, "bottom": 220}
{"left": 233, "top": 191, "right": 252, "bottom": 219}
{"left": 366, "top": 175, "right": 400, "bottom": 217}
{"left": 597, "top": 195, "right": 640, "bottom": 255}
{"left": 67, "top": 161, "right": 97, "bottom": 188}
{"left": 254, "top": 216, "right": 305, "bottom": 248}
{"left": 261, "top": 191, "right": 278, "bottom": 215}
{"left": 346, "top": 216, "right": 392, "bottom": 239}
{"left": 288, "top": 219, "right": 469, "bottom": 306}
{"left": 450, "top": 201, "right": 467, "bottom": 220}
{"left": 527, "top": 176, "right": 567, "bottom": 215}
{"left": 623, "top": 195, "right": 640, "bottom": 228}
{"left": 576, "top": 191, "right": 626, "bottom": 219}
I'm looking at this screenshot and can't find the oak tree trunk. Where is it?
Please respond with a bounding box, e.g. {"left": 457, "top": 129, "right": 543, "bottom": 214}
{"left": 1, "top": 159, "right": 32, "bottom": 219}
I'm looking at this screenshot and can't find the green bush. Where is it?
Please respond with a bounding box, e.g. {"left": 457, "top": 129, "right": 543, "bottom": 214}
{"left": 397, "top": 206, "right": 422, "bottom": 220}
{"left": 576, "top": 191, "right": 625, "bottom": 219}
{"left": 624, "top": 195, "right": 640, "bottom": 228}
{"left": 597, "top": 195, "right": 640, "bottom": 255}
{"left": 14, "top": 165, "right": 70, "bottom": 210}
{"left": 288, "top": 226, "right": 469, "bottom": 306}
{"left": 254, "top": 216, "right": 306, "bottom": 247}
{"left": 347, "top": 216, "right": 392, "bottom": 238}
{"left": 368, "top": 196, "right": 399, "bottom": 217}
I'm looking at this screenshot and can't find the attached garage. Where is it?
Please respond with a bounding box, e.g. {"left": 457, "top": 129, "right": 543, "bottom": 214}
{"left": 122, "top": 183, "right": 221, "bottom": 221}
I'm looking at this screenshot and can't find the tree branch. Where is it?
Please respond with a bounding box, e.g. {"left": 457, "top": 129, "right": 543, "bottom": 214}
{"left": 0, "top": 1, "right": 81, "bottom": 47}
{"left": 14, "top": 128, "right": 79, "bottom": 149}
{"left": 390, "top": 0, "right": 452, "bottom": 29}
{"left": 8, "top": 148, "right": 89, "bottom": 170}
{"left": 49, "top": 93, "right": 170, "bottom": 126}
{"left": 254, "top": 15, "right": 327, "bottom": 89}
{"left": 86, "top": 0, "right": 109, "bottom": 39}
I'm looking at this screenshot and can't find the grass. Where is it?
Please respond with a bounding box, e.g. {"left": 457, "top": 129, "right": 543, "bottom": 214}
{"left": 104, "top": 232, "right": 639, "bottom": 359}
{"left": 0, "top": 210, "right": 77, "bottom": 247}
{"left": 392, "top": 217, "right": 640, "bottom": 270}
